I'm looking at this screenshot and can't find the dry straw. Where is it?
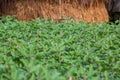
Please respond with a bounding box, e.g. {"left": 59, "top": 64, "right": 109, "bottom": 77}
{"left": 0, "top": 0, "right": 109, "bottom": 22}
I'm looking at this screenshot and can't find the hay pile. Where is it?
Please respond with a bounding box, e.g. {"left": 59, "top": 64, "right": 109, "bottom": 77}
{"left": 0, "top": 0, "right": 109, "bottom": 22}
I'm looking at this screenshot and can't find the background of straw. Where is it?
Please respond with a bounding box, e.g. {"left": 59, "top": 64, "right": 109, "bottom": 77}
{"left": 0, "top": 0, "right": 109, "bottom": 22}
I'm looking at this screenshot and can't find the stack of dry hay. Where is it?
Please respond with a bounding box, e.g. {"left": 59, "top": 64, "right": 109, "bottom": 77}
{"left": 0, "top": 0, "right": 109, "bottom": 22}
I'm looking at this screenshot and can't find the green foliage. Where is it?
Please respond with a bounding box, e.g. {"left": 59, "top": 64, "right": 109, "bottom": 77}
{"left": 0, "top": 17, "right": 120, "bottom": 80}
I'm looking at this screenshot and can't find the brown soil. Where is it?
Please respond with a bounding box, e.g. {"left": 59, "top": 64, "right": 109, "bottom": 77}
{"left": 0, "top": 0, "right": 109, "bottom": 22}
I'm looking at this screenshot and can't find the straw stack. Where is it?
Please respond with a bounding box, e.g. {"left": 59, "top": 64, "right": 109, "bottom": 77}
{"left": 0, "top": 0, "right": 109, "bottom": 22}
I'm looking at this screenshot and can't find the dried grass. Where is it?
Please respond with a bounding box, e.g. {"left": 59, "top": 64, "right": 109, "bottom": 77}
{"left": 0, "top": 0, "right": 109, "bottom": 22}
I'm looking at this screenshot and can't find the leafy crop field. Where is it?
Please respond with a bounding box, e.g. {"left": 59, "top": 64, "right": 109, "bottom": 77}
{"left": 0, "top": 17, "right": 120, "bottom": 80}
